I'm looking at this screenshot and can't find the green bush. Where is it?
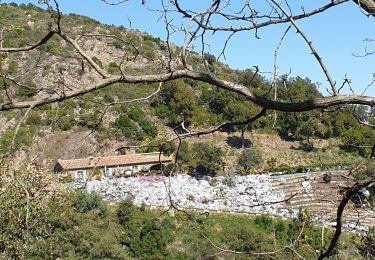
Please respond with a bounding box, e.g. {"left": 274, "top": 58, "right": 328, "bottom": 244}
{"left": 117, "top": 196, "right": 137, "bottom": 227}
{"left": 57, "top": 115, "right": 75, "bottom": 131}
{"left": 162, "top": 141, "right": 176, "bottom": 156}
{"left": 112, "top": 115, "right": 139, "bottom": 140}
{"left": 107, "top": 62, "right": 120, "bottom": 74}
{"left": 7, "top": 60, "right": 18, "bottom": 74}
{"left": 92, "top": 56, "right": 103, "bottom": 68}
{"left": 73, "top": 191, "right": 107, "bottom": 217}
{"left": 254, "top": 215, "right": 273, "bottom": 231}
{"left": 357, "top": 227, "right": 375, "bottom": 257}
{"left": 191, "top": 143, "right": 223, "bottom": 176}
{"left": 222, "top": 225, "right": 270, "bottom": 253}
{"left": 26, "top": 112, "right": 42, "bottom": 126}
{"left": 238, "top": 146, "right": 263, "bottom": 171}
{"left": 143, "top": 34, "right": 161, "bottom": 44}
{"left": 0, "top": 127, "right": 33, "bottom": 155}
{"left": 126, "top": 218, "right": 175, "bottom": 259}
{"left": 341, "top": 125, "right": 375, "bottom": 157}
{"left": 139, "top": 120, "right": 158, "bottom": 138}
{"left": 18, "top": 86, "right": 37, "bottom": 98}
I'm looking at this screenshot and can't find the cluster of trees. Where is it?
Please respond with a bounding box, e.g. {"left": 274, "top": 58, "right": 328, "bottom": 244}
{"left": 153, "top": 76, "right": 374, "bottom": 156}
{"left": 112, "top": 106, "right": 158, "bottom": 142}
{"left": 168, "top": 141, "right": 263, "bottom": 176}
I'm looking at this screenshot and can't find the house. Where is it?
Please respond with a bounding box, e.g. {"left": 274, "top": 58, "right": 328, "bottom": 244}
{"left": 54, "top": 152, "right": 173, "bottom": 181}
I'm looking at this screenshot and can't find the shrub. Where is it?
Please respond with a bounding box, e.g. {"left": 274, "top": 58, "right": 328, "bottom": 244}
{"left": 254, "top": 215, "right": 273, "bottom": 231}
{"left": 223, "top": 225, "right": 269, "bottom": 253}
{"left": 192, "top": 143, "right": 223, "bottom": 176}
{"left": 357, "top": 227, "right": 375, "bottom": 257}
{"left": 18, "top": 86, "right": 37, "bottom": 98}
{"left": 112, "top": 115, "right": 140, "bottom": 140}
{"left": 7, "top": 60, "right": 18, "bottom": 74}
{"left": 127, "top": 218, "right": 175, "bottom": 259}
{"left": 26, "top": 112, "right": 42, "bottom": 126}
{"left": 323, "top": 173, "right": 332, "bottom": 183}
{"left": 107, "top": 62, "right": 120, "bottom": 74}
{"left": 92, "top": 56, "right": 103, "bottom": 68}
{"left": 203, "top": 53, "right": 216, "bottom": 65}
{"left": 73, "top": 191, "right": 107, "bottom": 217}
{"left": 341, "top": 125, "right": 375, "bottom": 157}
{"left": 138, "top": 120, "right": 158, "bottom": 138}
{"left": 117, "top": 196, "right": 136, "bottom": 226}
{"left": 238, "top": 146, "right": 263, "bottom": 171}
{"left": 162, "top": 141, "right": 176, "bottom": 156}
{"left": 163, "top": 163, "right": 174, "bottom": 176}
{"left": 143, "top": 34, "right": 160, "bottom": 44}
{"left": 57, "top": 115, "right": 75, "bottom": 131}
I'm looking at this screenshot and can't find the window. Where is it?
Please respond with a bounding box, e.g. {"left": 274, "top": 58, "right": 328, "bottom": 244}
{"left": 132, "top": 165, "right": 139, "bottom": 172}
{"left": 76, "top": 170, "right": 86, "bottom": 180}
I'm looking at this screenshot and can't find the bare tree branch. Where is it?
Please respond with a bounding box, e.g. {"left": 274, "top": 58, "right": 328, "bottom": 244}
{"left": 270, "top": 0, "right": 338, "bottom": 96}
{"left": 0, "top": 70, "right": 373, "bottom": 113}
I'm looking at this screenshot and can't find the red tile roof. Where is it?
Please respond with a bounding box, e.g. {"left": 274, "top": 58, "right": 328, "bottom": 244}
{"left": 57, "top": 153, "right": 173, "bottom": 170}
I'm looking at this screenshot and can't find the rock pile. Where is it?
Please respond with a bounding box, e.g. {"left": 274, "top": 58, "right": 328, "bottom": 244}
{"left": 86, "top": 174, "right": 297, "bottom": 217}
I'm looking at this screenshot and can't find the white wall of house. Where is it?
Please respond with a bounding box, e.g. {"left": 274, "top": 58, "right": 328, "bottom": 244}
{"left": 104, "top": 164, "right": 146, "bottom": 177}
{"left": 69, "top": 163, "right": 163, "bottom": 180}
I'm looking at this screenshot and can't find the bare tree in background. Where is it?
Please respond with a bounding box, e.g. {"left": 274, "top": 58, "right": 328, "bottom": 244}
{"left": 0, "top": 0, "right": 375, "bottom": 259}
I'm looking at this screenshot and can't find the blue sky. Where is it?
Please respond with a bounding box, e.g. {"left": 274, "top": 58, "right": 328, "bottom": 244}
{"left": 2, "top": 0, "right": 375, "bottom": 96}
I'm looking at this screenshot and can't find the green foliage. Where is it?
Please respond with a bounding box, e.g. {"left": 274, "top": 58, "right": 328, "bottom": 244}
{"left": 117, "top": 196, "right": 137, "bottom": 227}
{"left": 0, "top": 168, "right": 53, "bottom": 259}
{"left": 138, "top": 119, "right": 158, "bottom": 138}
{"left": 0, "top": 127, "right": 33, "bottom": 155}
{"left": 73, "top": 191, "right": 107, "bottom": 217}
{"left": 156, "top": 80, "right": 197, "bottom": 124}
{"left": 113, "top": 114, "right": 140, "bottom": 140}
{"left": 127, "top": 106, "right": 144, "bottom": 120}
{"left": 191, "top": 142, "right": 224, "bottom": 176}
{"left": 203, "top": 52, "right": 216, "bottom": 65}
{"left": 223, "top": 225, "right": 270, "bottom": 254}
{"left": 176, "top": 141, "right": 190, "bottom": 163}
{"left": 57, "top": 115, "right": 75, "bottom": 131}
{"left": 238, "top": 146, "right": 263, "bottom": 171}
{"left": 162, "top": 140, "right": 176, "bottom": 156}
{"left": 341, "top": 125, "right": 375, "bottom": 156}
{"left": 354, "top": 160, "right": 375, "bottom": 180}
{"left": 25, "top": 112, "right": 42, "bottom": 126}
{"left": 154, "top": 104, "right": 171, "bottom": 119}
{"left": 108, "top": 61, "right": 120, "bottom": 74}
{"left": 7, "top": 60, "right": 18, "bottom": 74}
{"left": 276, "top": 77, "right": 325, "bottom": 139}
{"left": 18, "top": 86, "right": 37, "bottom": 98}
{"left": 112, "top": 113, "right": 158, "bottom": 141}
{"left": 323, "top": 173, "right": 332, "bottom": 183}
{"left": 238, "top": 69, "right": 265, "bottom": 89}
{"left": 357, "top": 227, "right": 375, "bottom": 258}
{"left": 295, "top": 116, "right": 333, "bottom": 145}
{"left": 126, "top": 218, "right": 175, "bottom": 259}
{"left": 30, "top": 193, "right": 125, "bottom": 259}
{"left": 143, "top": 34, "right": 161, "bottom": 44}
{"left": 78, "top": 111, "right": 101, "bottom": 129}
{"left": 116, "top": 197, "right": 177, "bottom": 259}
{"left": 254, "top": 215, "right": 273, "bottom": 231}
{"left": 92, "top": 56, "right": 103, "bottom": 69}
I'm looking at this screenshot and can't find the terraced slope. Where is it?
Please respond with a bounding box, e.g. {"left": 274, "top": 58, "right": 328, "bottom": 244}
{"left": 270, "top": 171, "right": 375, "bottom": 228}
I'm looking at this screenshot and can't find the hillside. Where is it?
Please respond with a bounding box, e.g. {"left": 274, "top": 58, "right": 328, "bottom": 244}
{"left": 0, "top": 3, "right": 374, "bottom": 173}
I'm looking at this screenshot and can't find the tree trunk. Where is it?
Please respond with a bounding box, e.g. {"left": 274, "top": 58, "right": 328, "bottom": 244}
{"left": 241, "top": 127, "right": 245, "bottom": 149}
